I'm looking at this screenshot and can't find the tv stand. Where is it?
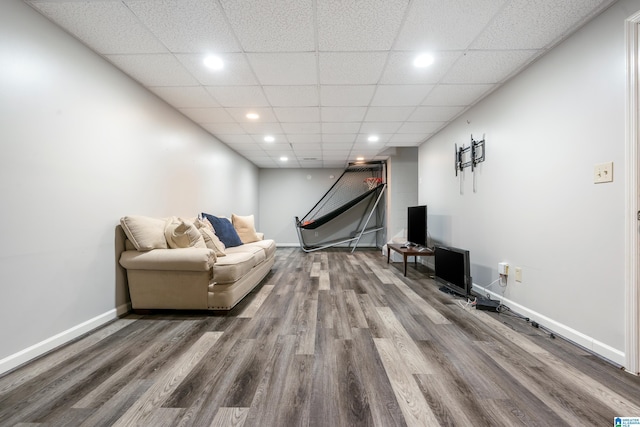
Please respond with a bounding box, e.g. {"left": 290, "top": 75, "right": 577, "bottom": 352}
{"left": 387, "top": 243, "right": 434, "bottom": 276}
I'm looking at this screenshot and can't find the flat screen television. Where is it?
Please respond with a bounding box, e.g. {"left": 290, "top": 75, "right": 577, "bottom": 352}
{"left": 407, "top": 205, "right": 428, "bottom": 247}
{"left": 434, "top": 245, "right": 472, "bottom": 297}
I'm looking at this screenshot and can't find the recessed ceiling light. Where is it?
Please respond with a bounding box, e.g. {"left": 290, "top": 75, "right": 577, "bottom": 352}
{"left": 264, "top": 135, "right": 275, "bottom": 142}
{"left": 246, "top": 113, "right": 260, "bottom": 120}
{"left": 367, "top": 135, "right": 379, "bottom": 142}
{"left": 203, "top": 55, "right": 223, "bottom": 70}
{"left": 356, "top": 156, "right": 365, "bottom": 161}
{"left": 413, "top": 53, "right": 434, "bottom": 68}
{"left": 280, "top": 156, "right": 288, "bottom": 162}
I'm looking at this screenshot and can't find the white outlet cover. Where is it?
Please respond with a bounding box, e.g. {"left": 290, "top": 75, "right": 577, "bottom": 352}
{"left": 594, "top": 161, "right": 613, "bottom": 184}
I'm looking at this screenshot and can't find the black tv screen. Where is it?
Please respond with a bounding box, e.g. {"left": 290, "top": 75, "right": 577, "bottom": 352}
{"left": 407, "top": 205, "right": 427, "bottom": 247}
{"left": 434, "top": 245, "right": 471, "bottom": 297}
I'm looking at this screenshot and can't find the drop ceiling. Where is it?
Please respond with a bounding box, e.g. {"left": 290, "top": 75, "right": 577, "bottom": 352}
{"left": 24, "top": 0, "right": 615, "bottom": 168}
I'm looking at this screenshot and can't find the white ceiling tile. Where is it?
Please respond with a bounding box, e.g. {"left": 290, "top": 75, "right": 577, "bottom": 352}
{"left": 443, "top": 50, "right": 540, "bottom": 84}
{"left": 323, "top": 143, "right": 354, "bottom": 150}
{"left": 248, "top": 53, "right": 317, "bottom": 85}
{"left": 319, "top": 53, "right": 388, "bottom": 84}
{"left": 320, "top": 107, "right": 367, "bottom": 122}
{"left": 471, "top": 0, "right": 607, "bottom": 50}
{"left": 408, "top": 106, "right": 465, "bottom": 122}
{"left": 380, "top": 51, "right": 461, "bottom": 84}
{"left": 354, "top": 135, "right": 392, "bottom": 144}
{"left": 320, "top": 86, "right": 376, "bottom": 107}
{"left": 206, "top": 86, "right": 269, "bottom": 107}
{"left": 397, "top": 122, "right": 445, "bottom": 134}
{"left": 125, "top": 0, "right": 239, "bottom": 53}
{"left": 250, "top": 134, "right": 287, "bottom": 143}
{"left": 31, "top": 1, "right": 166, "bottom": 54}
{"left": 388, "top": 134, "right": 429, "bottom": 144}
{"left": 370, "top": 85, "right": 434, "bottom": 106}
{"left": 150, "top": 86, "right": 219, "bottom": 108}
{"left": 225, "top": 107, "right": 277, "bottom": 123}
{"left": 220, "top": 0, "right": 314, "bottom": 52}
{"left": 317, "top": 0, "right": 408, "bottom": 51}
{"left": 322, "top": 134, "right": 357, "bottom": 143}
{"left": 201, "top": 123, "right": 246, "bottom": 135}
{"left": 274, "top": 107, "right": 320, "bottom": 123}
{"left": 261, "top": 142, "right": 292, "bottom": 153}
{"left": 215, "top": 134, "right": 255, "bottom": 143}
{"left": 280, "top": 122, "right": 322, "bottom": 134}
{"left": 287, "top": 134, "right": 322, "bottom": 144}
{"left": 422, "top": 84, "right": 496, "bottom": 106}
{"left": 322, "top": 122, "right": 361, "bottom": 134}
{"left": 106, "top": 54, "right": 198, "bottom": 86}
{"left": 33, "top": 0, "right": 614, "bottom": 168}
{"left": 359, "top": 122, "right": 402, "bottom": 134}
{"left": 394, "top": 0, "right": 505, "bottom": 51}
{"left": 176, "top": 53, "right": 258, "bottom": 86}
{"left": 263, "top": 86, "right": 319, "bottom": 107}
{"left": 364, "top": 107, "right": 414, "bottom": 122}
{"left": 179, "top": 108, "right": 235, "bottom": 123}
{"left": 241, "top": 122, "right": 284, "bottom": 134}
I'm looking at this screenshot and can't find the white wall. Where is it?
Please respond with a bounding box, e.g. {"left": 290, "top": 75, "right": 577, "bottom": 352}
{"left": 419, "top": 0, "right": 640, "bottom": 365}
{"left": 0, "top": 0, "right": 259, "bottom": 374}
{"left": 386, "top": 148, "right": 419, "bottom": 243}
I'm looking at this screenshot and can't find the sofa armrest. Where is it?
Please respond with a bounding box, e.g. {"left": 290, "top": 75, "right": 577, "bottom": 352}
{"left": 119, "top": 247, "right": 216, "bottom": 271}
{"left": 256, "top": 232, "right": 264, "bottom": 240}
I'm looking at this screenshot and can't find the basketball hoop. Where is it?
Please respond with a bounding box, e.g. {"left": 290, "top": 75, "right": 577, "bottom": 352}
{"left": 365, "top": 177, "right": 382, "bottom": 190}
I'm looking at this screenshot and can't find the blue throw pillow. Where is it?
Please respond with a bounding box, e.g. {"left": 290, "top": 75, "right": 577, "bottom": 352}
{"left": 201, "top": 213, "right": 243, "bottom": 248}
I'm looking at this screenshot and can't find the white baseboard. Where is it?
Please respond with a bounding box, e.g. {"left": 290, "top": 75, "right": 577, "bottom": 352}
{"left": 472, "top": 284, "right": 625, "bottom": 366}
{"left": 0, "top": 302, "right": 131, "bottom": 376}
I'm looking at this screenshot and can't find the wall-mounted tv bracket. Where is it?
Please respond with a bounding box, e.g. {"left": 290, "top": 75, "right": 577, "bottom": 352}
{"left": 455, "top": 134, "right": 485, "bottom": 176}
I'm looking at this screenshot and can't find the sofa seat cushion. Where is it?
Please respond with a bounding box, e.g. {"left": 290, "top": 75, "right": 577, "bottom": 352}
{"left": 213, "top": 252, "right": 256, "bottom": 284}
{"left": 243, "top": 239, "right": 276, "bottom": 259}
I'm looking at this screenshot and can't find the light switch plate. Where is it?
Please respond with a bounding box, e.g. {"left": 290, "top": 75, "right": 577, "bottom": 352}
{"left": 594, "top": 162, "right": 613, "bottom": 183}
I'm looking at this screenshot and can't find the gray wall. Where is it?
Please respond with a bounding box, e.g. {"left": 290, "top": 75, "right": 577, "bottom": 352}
{"left": 0, "top": 0, "right": 259, "bottom": 373}
{"left": 418, "top": 0, "right": 640, "bottom": 365}
{"left": 258, "top": 168, "right": 345, "bottom": 245}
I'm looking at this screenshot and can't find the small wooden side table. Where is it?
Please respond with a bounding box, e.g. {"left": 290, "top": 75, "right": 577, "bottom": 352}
{"left": 387, "top": 243, "right": 435, "bottom": 276}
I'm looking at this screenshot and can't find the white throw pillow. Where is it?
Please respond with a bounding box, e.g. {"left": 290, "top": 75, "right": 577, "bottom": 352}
{"left": 120, "top": 215, "right": 167, "bottom": 251}
{"left": 164, "top": 217, "right": 206, "bottom": 249}
{"left": 198, "top": 227, "right": 226, "bottom": 257}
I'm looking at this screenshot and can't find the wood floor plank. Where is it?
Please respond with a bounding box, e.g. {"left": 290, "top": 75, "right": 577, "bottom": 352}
{"left": 237, "top": 284, "right": 275, "bottom": 318}
{"left": 373, "top": 338, "right": 440, "bottom": 426}
{"left": 111, "top": 331, "right": 223, "bottom": 427}
{"left": 3, "top": 248, "right": 640, "bottom": 426}
{"left": 375, "top": 306, "right": 435, "bottom": 375}
{"left": 209, "top": 407, "right": 249, "bottom": 427}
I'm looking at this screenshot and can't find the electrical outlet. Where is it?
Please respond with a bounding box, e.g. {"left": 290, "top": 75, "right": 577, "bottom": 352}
{"left": 515, "top": 267, "right": 522, "bottom": 282}
{"left": 594, "top": 162, "right": 613, "bottom": 183}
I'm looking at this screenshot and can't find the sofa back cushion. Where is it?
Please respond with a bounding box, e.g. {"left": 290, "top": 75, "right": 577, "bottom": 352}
{"left": 201, "top": 213, "right": 243, "bottom": 248}
{"left": 232, "top": 213, "right": 260, "bottom": 244}
{"left": 120, "top": 215, "right": 167, "bottom": 251}
{"left": 165, "top": 217, "right": 206, "bottom": 249}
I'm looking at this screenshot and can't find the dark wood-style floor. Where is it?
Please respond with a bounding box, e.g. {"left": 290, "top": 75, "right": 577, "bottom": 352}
{"left": 2, "top": 248, "right": 640, "bottom": 426}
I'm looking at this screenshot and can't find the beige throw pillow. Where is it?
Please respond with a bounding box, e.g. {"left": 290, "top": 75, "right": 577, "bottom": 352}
{"left": 120, "top": 215, "right": 167, "bottom": 251}
{"left": 232, "top": 213, "right": 260, "bottom": 244}
{"left": 198, "top": 227, "right": 226, "bottom": 257}
{"left": 164, "top": 217, "right": 206, "bottom": 249}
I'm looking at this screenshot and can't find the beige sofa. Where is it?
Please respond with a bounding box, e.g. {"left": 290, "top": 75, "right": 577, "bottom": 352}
{"left": 118, "top": 214, "right": 275, "bottom": 310}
